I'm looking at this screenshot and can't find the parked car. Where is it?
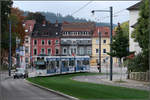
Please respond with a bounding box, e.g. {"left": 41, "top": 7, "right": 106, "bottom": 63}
{"left": 13, "top": 68, "right": 28, "bottom": 79}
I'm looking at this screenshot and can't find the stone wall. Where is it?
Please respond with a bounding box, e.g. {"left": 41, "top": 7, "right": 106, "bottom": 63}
{"left": 129, "top": 71, "right": 150, "bottom": 81}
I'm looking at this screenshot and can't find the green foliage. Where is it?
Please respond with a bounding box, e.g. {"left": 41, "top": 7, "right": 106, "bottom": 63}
{"left": 27, "top": 73, "right": 149, "bottom": 99}
{"left": 121, "top": 21, "right": 129, "bottom": 37}
{"left": 1, "top": 0, "right": 13, "bottom": 50}
{"left": 108, "top": 23, "right": 129, "bottom": 59}
{"left": 1, "top": 0, "right": 13, "bottom": 34}
{"left": 25, "top": 12, "right": 46, "bottom": 23}
{"left": 124, "top": 53, "right": 149, "bottom": 72}
{"left": 130, "top": 0, "right": 149, "bottom": 71}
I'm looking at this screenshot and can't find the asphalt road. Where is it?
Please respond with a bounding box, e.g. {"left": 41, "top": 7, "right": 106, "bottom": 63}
{"left": 0, "top": 72, "right": 70, "bottom": 100}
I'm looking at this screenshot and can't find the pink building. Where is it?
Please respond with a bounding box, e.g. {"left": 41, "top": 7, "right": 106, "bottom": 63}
{"left": 22, "top": 20, "right": 36, "bottom": 67}
{"left": 31, "top": 21, "right": 62, "bottom": 62}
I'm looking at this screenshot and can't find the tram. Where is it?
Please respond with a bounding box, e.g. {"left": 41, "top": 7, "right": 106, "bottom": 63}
{"left": 34, "top": 56, "right": 90, "bottom": 76}
{"left": 34, "top": 56, "right": 47, "bottom": 76}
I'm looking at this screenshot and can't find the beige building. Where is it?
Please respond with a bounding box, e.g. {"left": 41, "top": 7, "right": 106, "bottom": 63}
{"left": 90, "top": 27, "right": 118, "bottom": 66}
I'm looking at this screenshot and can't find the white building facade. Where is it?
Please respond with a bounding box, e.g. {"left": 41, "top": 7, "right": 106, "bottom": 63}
{"left": 127, "top": 2, "right": 142, "bottom": 54}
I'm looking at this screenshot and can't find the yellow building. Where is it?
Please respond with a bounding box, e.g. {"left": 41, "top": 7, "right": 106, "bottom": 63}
{"left": 90, "top": 27, "right": 118, "bottom": 66}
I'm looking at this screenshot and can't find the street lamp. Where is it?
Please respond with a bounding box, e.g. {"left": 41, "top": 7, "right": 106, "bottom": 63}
{"left": 8, "top": 15, "right": 12, "bottom": 76}
{"left": 91, "top": 7, "right": 113, "bottom": 81}
{"left": 97, "top": 29, "right": 101, "bottom": 73}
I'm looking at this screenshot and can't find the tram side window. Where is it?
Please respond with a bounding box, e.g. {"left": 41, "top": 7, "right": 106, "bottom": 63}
{"left": 83, "top": 60, "right": 89, "bottom": 65}
{"left": 77, "top": 60, "right": 82, "bottom": 66}
{"left": 69, "top": 60, "right": 74, "bottom": 66}
{"left": 62, "top": 61, "right": 68, "bottom": 67}
{"left": 56, "top": 61, "right": 59, "bottom": 67}
{"left": 50, "top": 61, "right": 55, "bottom": 69}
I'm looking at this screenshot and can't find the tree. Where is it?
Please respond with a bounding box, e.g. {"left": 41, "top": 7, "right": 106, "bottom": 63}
{"left": 108, "top": 23, "right": 129, "bottom": 80}
{"left": 25, "top": 12, "right": 45, "bottom": 23}
{"left": 1, "top": 7, "right": 26, "bottom": 65}
{"left": 11, "top": 7, "right": 26, "bottom": 45}
{"left": 1, "top": 0, "right": 13, "bottom": 65}
{"left": 131, "top": 0, "right": 149, "bottom": 71}
{"left": 114, "top": 21, "right": 129, "bottom": 37}
{"left": 1, "top": 0, "right": 13, "bottom": 34}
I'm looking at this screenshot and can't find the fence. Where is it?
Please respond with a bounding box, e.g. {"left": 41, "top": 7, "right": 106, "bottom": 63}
{"left": 129, "top": 71, "right": 150, "bottom": 81}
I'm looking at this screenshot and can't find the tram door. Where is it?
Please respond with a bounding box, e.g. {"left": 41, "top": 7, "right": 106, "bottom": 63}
{"left": 83, "top": 59, "right": 90, "bottom": 70}
{"left": 62, "top": 60, "right": 69, "bottom": 72}
{"left": 55, "top": 61, "right": 59, "bottom": 72}
{"left": 47, "top": 61, "right": 56, "bottom": 73}
{"left": 77, "top": 60, "right": 82, "bottom": 70}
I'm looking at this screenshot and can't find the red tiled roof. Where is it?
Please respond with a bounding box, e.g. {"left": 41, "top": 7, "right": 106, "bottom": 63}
{"left": 62, "top": 22, "right": 95, "bottom": 31}
{"left": 93, "top": 26, "right": 115, "bottom": 38}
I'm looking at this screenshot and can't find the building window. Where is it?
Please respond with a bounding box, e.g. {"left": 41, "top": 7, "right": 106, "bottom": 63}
{"left": 22, "top": 24, "right": 25, "bottom": 27}
{"left": 55, "top": 40, "right": 59, "bottom": 44}
{"left": 33, "top": 48, "right": 37, "bottom": 55}
{"left": 25, "top": 57, "right": 28, "bottom": 63}
{"left": 47, "top": 48, "right": 51, "bottom": 55}
{"left": 41, "top": 48, "right": 45, "bottom": 54}
{"left": 103, "top": 40, "right": 106, "bottom": 44}
{"left": 80, "top": 47, "right": 84, "bottom": 55}
{"left": 34, "top": 40, "right": 37, "bottom": 45}
{"left": 87, "top": 48, "right": 91, "bottom": 55}
{"left": 87, "top": 40, "right": 91, "bottom": 43}
{"left": 55, "top": 48, "right": 59, "bottom": 55}
{"left": 25, "top": 37, "right": 28, "bottom": 43}
{"left": 73, "top": 40, "right": 76, "bottom": 44}
{"left": 41, "top": 40, "right": 45, "bottom": 45}
{"left": 25, "top": 29, "right": 28, "bottom": 32}
{"left": 48, "top": 40, "right": 51, "bottom": 45}
{"left": 96, "top": 49, "right": 99, "bottom": 53}
{"left": 96, "top": 39, "right": 99, "bottom": 44}
{"left": 70, "top": 47, "right": 76, "bottom": 55}
{"left": 105, "top": 32, "right": 108, "bottom": 34}
{"left": 103, "top": 49, "right": 106, "bottom": 53}
{"left": 25, "top": 47, "right": 29, "bottom": 53}
{"left": 63, "top": 48, "right": 67, "bottom": 54}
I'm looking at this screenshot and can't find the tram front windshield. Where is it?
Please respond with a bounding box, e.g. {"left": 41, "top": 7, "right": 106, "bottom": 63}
{"left": 37, "top": 65, "right": 46, "bottom": 69}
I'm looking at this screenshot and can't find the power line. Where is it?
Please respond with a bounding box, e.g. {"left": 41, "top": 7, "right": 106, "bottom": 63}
{"left": 93, "top": 8, "right": 126, "bottom": 22}
{"left": 71, "top": 1, "right": 93, "bottom": 16}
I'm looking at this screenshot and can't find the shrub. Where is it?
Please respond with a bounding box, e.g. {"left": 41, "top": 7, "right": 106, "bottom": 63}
{"left": 124, "top": 53, "right": 148, "bottom": 72}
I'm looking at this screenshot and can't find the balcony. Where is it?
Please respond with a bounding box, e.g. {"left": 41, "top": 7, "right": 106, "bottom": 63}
{"left": 61, "top": 40, "right": 92, "bottom": 46}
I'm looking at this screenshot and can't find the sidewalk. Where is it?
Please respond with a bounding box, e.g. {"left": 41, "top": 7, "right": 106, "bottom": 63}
{"left": 72, "top": 74, "right": 150, "bottom": 91}
{"left": 72, "top": 66, "right": 150, "bottom": 91}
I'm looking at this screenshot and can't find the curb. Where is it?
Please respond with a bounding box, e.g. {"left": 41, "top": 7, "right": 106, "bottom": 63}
{"left": 25, "top": 79, "right": 79, "bottom": 100}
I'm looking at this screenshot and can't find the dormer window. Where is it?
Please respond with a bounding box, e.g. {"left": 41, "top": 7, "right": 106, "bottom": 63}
{"left": 42, "top": 24, "right": 46, "bottom": 27}
{"left": 105, "top": 32, "right": 108, "bottom": 34}
{"left": 22, "top": 24, "right": 25, "bottom": 27}
{"left": 25, "top": 30, "right": 28, "bottom": 32}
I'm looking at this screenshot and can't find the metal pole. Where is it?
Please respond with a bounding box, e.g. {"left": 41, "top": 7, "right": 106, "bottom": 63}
{"left": 8, "top": 20, "right": 11, "bottom": 76}
{"left": 60, "top": 35, "right": 62, "bottom": 74}
{"left": 110, "top": 7, "right": 113, "bottom": 81}
{"left": 99, "top": 32, "right": 101, "bottom": 73}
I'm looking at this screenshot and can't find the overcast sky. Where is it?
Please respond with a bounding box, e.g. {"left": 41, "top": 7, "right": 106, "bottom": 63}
{"left": 13, "top": 0, "right": 140, "bottom": 24}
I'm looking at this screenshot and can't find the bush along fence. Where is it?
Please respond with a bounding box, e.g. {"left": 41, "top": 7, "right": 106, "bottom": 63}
{"left": 129, "top": 71, "right": 150, "bottom": 81}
